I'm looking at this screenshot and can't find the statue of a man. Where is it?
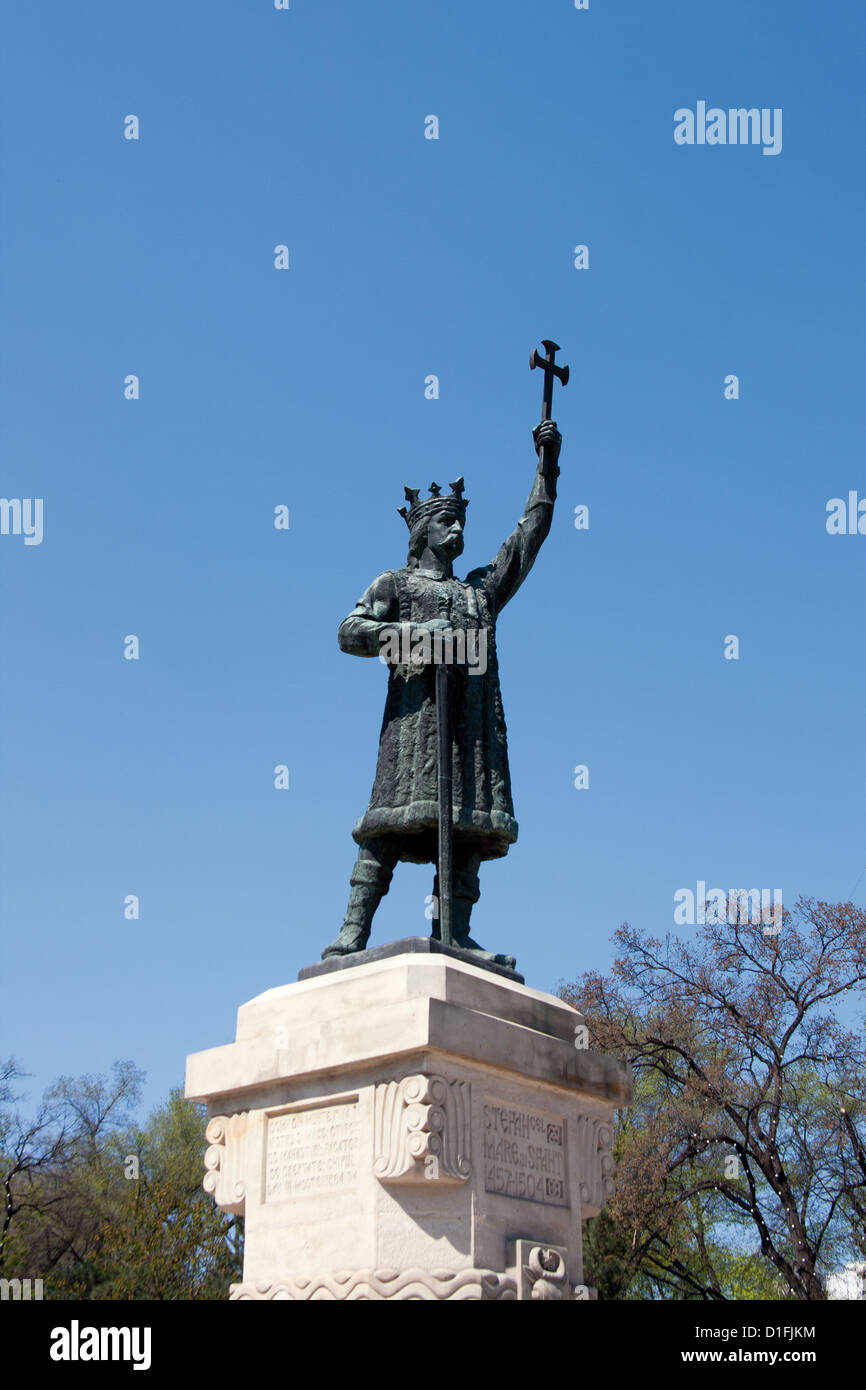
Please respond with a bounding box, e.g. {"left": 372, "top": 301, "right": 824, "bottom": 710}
{"left": 323, "top": 418, "right": 562, "bottom": 968}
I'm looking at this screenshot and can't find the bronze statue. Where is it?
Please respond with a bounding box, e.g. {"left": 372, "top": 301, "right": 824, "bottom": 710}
{"left": 323, "top": 342, "right": 568, "bottom": 970}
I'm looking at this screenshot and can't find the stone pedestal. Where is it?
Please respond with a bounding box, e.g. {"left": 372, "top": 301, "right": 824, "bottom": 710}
{"left": 185, "top": 940, "right": 631, "bottom": 1300}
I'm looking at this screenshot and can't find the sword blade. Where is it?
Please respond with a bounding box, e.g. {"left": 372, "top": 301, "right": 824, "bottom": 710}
{"left": 435, "top": 662, "right": 453, "bottom": 948}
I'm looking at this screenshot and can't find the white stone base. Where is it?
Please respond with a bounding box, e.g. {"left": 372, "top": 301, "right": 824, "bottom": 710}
{"left": 185, "top": 947, "right": 631, "bottom": 1301}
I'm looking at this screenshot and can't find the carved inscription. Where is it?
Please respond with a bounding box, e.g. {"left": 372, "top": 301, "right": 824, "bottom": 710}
{"left": 266, "top": 1102, "right": 359, "bottom": 1202}
{"left": 482, "top": 1102, "right": 568, "bottom": 1207}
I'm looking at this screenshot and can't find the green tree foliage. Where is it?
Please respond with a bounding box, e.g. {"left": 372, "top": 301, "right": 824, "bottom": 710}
{"left": 581, "top": 1206, "right": 636, "bottom": 1300}
{"left": 1, "top": 1059, "right": 143, "bottom": 1289}
{"left": 97, "top": 1088, "right": 242, "bottom": 1300}
{"left": 0, "top": 1064, "right": 240, "bottom": 1299}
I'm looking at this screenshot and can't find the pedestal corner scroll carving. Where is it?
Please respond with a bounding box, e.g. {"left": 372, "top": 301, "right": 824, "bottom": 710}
{"left": 203, "top": 1112, "right": 248, "bottom": 1215}
{"left": 373, "top": 1074, "right": 471, "bottom": 1183}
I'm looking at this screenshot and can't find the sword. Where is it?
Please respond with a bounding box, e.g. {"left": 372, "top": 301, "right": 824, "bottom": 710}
{"left": 436, "top": 662, "right": 453, "bottom": 948}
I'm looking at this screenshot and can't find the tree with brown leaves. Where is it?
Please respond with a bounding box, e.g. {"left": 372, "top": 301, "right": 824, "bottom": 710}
{"left": 560, "top": 897, "right": 866, "bottom": 1300}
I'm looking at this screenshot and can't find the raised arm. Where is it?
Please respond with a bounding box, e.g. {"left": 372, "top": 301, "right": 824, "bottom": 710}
{"left": 469, "top": 420, "right": 562, "bottom": 614}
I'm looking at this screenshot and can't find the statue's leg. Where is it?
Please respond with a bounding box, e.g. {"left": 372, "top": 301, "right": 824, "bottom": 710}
{"left": 431, "top": 849, "right": 517, "bottom": 971}
{"left": 451, "top": 852, "right": 481, "bottom": 944}
{"left": 322, "top": 837, "right": 400, "bottom": 959}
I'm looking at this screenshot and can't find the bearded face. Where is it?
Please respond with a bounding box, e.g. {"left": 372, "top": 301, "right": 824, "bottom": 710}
{"left": 425, "top": 508, "right": 465, "bottom": 561}
{"left": 407, "top": 503, "right": 466, "bottom": 566}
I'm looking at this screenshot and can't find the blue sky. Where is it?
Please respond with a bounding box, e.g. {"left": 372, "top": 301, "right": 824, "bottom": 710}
{"left": 2, "top": 0, "right": 864, "bottom": 1115}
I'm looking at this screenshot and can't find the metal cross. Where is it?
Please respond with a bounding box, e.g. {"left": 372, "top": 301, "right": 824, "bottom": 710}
{"left": 530, "top": 339, "right": 569, "bottom": 421}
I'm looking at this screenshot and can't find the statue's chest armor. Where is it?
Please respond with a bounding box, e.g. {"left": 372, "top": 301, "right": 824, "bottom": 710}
{"left": 400, "top": 572, "right": 483, "bottom": 625}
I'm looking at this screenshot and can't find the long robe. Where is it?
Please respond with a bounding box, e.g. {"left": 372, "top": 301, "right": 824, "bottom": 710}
{"left": 339, "top": 465, "right": 557, "bottom": 865}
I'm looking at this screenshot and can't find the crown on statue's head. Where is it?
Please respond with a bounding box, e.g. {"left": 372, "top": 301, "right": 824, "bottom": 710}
{"left": 398, "top": 478, "right": 468, "bottom": 532}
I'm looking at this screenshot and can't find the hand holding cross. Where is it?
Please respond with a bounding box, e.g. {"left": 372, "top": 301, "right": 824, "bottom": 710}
{"left": 530, "top": 339, "right": 568, "bottom": 473}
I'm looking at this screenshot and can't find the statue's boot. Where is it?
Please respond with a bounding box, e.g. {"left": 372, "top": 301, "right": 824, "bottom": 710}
{"left": 430, "top": 873, "right": 517, "bottom": 972}
{"left": 451, "top": 903, "right": 517, "bottom": 972}
{"left": 323, "top": 849, "right": 395, "bottom": 958}
{"left": 322, "top": 884, "right": 380, "bottom": 957}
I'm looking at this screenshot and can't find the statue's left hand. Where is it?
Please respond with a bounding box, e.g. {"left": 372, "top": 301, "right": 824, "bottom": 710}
{"left": 532, "top": 420, "right": 562, "bottom": 466}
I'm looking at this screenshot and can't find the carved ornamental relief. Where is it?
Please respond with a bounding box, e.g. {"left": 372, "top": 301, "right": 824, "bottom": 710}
{"left": 203, "top": 1113, "right": 248, "bottom": 1215}
{"left": 374, "top": 1074, "right": 471, "bottom": 1183}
